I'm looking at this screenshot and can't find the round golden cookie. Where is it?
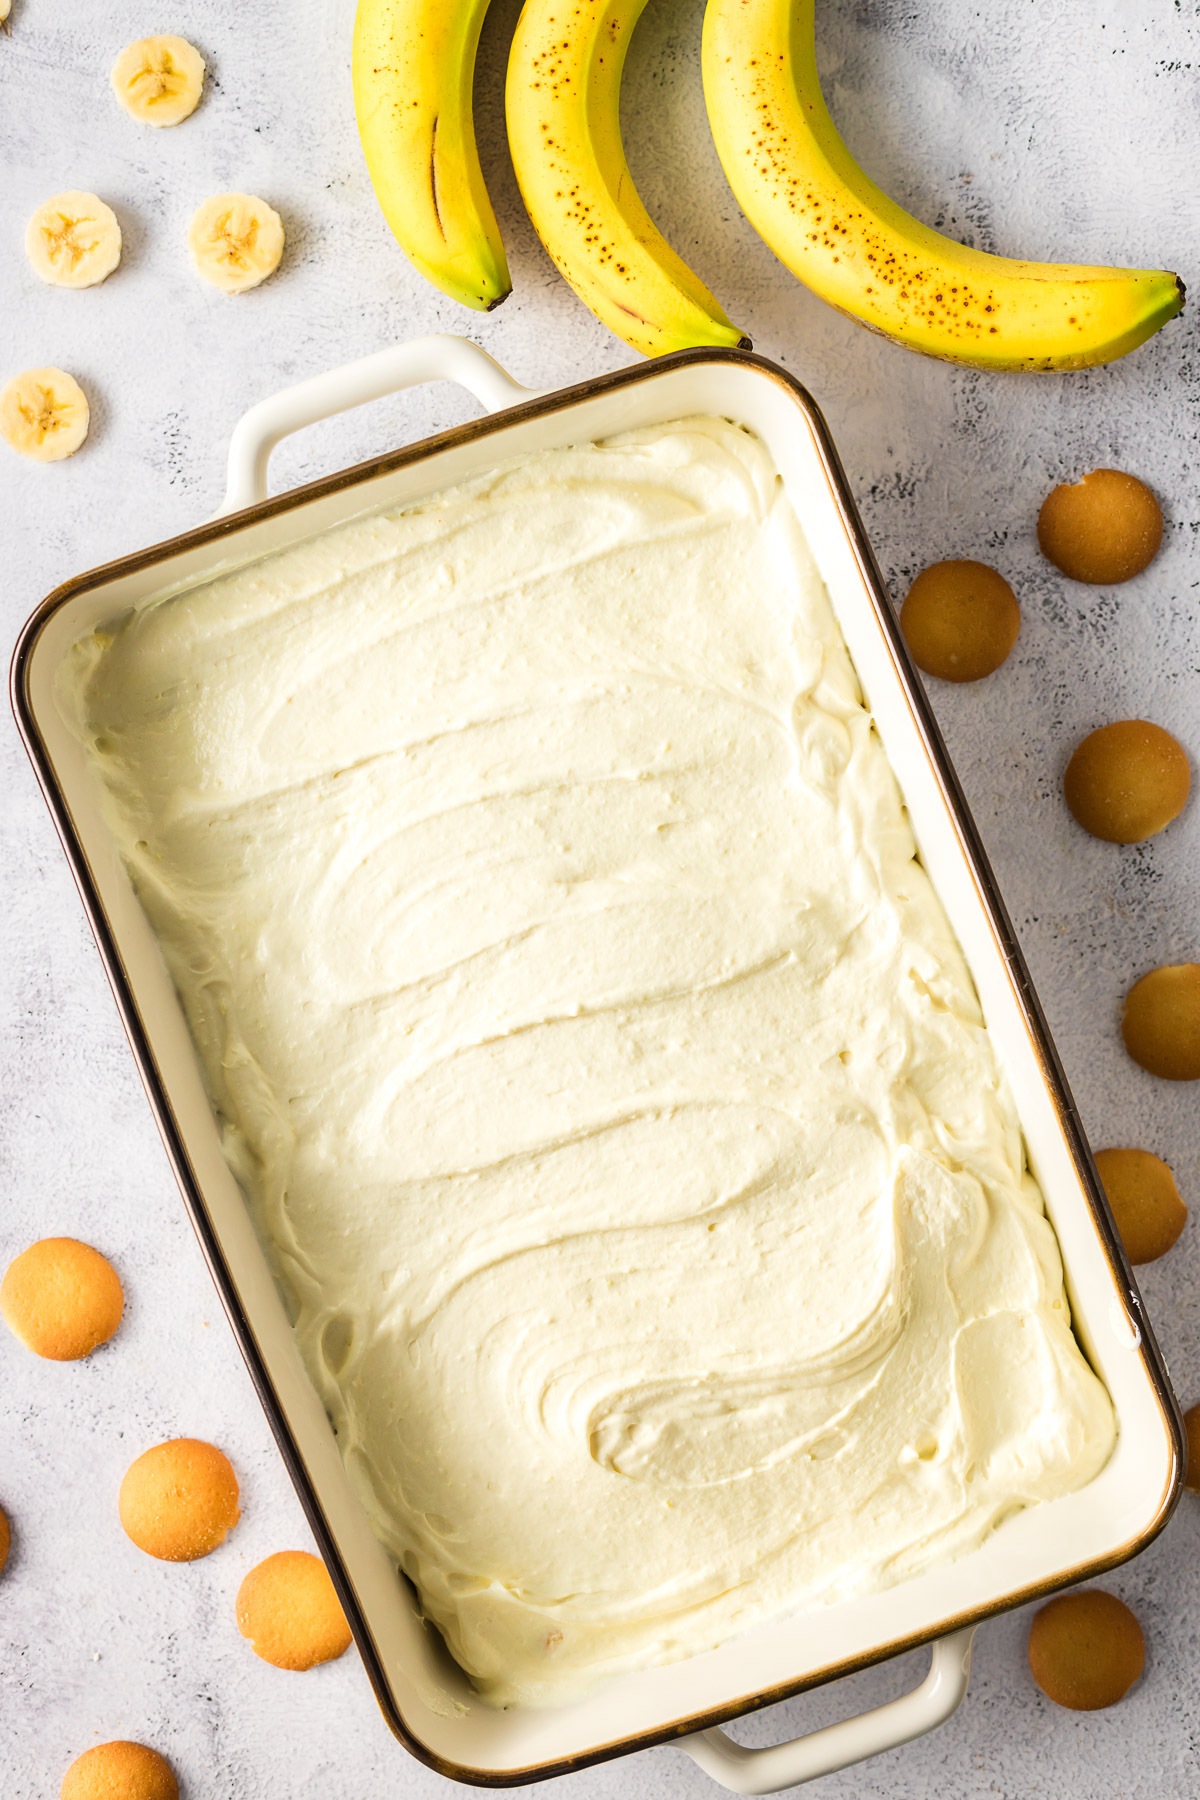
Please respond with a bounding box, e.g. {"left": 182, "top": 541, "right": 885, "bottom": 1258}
{"left": 1028, "top": 1589, "right": 1145, "bottom": 1710}
{"left": 1038, "top": 468, "right": 1163, "bottom": 584}
{"left": 119, "top": 1438, "right": 240, "bottom": 1562}
{"left": 0, "top": 1237, "right": 123, "bottom": 1360}
{"left": 60, "top": 1741, "right": 178, "bottom": 1800}
{"left": 1183, "top": 1403, "right": 1200, "bottom": 1494}
{"left": 1094, "top": 1147, "right": 1187, "bottom": 1264}
{"left": 0, "top": 1503, "right": 10, "bottom": 1577}
{"left": 1063, "top": 720, "right": 1190, "bottom": 843}
{"left": 1122, "top": 963, "right": 1200, "bottom": 1081}
{"left": 899, "top": 559, "right": 1020, "bottom": 682}
{"left": 236, "top": 1550, "right": 352, "bottom": 1670}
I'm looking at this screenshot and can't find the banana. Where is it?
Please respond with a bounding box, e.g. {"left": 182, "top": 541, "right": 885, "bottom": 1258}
{"left": 507, "top": 0, "right": 748, "bottom": 357}
{"left": 353, "top": 0, "right": 510, "bottom": 312}
{"left": 702, "top": 0, "right": 1183, "bottom": 370}
{"left": 188, "top": 194, "right": 285, "bottom": 294}
{"left": 111, "top": 34, "right": 205, "bottom": 127}
{"left": 1, "top": 368, "right": 89, "bottom": 462}
{"left": 26, "top": 192, "right": 122, "bottom": 289}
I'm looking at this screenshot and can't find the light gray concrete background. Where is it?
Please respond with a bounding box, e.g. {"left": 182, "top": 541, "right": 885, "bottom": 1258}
{"left": 2, "top": 0, "right": 1198, "bottom": 1793}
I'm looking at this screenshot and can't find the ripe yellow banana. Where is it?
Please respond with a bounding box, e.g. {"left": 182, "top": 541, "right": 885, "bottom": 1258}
{"left": 353, "top": 0, "right": 510, "bottom": 312}
{"left": 702, "top": 0, "right": 1183, "bottom": 370}
{"left": 507, "top": 0, "right": 748, "bottom": 357}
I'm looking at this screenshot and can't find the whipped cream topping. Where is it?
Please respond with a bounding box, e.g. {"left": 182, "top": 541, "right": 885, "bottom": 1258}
{"left": 64, "top": 418, "right": 1115, "bottom": 1707}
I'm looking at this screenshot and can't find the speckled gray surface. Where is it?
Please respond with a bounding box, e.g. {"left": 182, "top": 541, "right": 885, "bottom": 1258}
{"left": 2, "top": 0, "right": 1199, "bottom": 1794}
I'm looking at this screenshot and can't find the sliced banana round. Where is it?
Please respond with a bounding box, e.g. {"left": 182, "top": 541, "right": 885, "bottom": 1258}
{"left": 188, "top": 193, "right": 284, "bottom": 294}
{"left": 1, "top": 368, "right": 89, "bottom": 462}
{"left": 25, "top": 191, "right": 122, "bottom": 289}
{"left": 111, "top": 34, "right": 205, "bottom": 127}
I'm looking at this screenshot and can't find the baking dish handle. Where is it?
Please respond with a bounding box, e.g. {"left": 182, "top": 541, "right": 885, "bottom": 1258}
{"left": 677, "top": 1626, "right": 975, "bottom": 1794}
{"left": 219, "top": 334, "right": 541, "bottom": 515}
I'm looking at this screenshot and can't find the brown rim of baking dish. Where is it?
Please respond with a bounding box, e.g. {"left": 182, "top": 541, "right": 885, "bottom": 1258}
{"left": 10, "top": 346, "right": 1185, "bottom": 1785}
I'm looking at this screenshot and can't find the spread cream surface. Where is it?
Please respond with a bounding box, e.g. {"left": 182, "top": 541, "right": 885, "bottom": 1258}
{"left": 63, "top": 418, "right": 1115, "bottom": 1707}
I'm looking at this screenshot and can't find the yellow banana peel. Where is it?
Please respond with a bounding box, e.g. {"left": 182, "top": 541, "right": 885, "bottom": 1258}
{"left": 353, "top": 0, "right": 510, "bottom": 312}
{"left": 507, "top": 0, "right": 748, "bottom": 357}
{"left": 702, "top": 0, "right": 1183, "bottom": 369}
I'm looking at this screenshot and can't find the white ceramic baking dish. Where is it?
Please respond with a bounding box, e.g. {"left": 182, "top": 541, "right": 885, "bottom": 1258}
{"left": 11, "top": 335, "right": 1183, "bottom": 1793}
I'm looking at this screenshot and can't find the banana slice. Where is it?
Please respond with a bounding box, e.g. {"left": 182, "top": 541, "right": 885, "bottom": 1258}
{"left": 111, "top": 34, "right": 205, "bottom": 126}
{"left": 1, "top": 368, "right": 89, "bottom": 462}
{"left": 187, "top": 193, "right": 284, "bottom": 294}
{"left": 1, "top": 0, "right": 12, "bottom": 23}
{"left": 25, "top": 192, "right": 122, "bottom": 289}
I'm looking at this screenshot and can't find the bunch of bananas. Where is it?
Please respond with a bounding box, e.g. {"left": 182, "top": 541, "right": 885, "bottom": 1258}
{"left": 352, "top": 0, "right": 1182, "bottom": 370}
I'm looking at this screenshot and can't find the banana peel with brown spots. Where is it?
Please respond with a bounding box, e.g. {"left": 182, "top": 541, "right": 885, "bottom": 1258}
{"left": 354, "top": 0, "right": 511, "bottom": 312}
{"left": 507, "top": 0, "right": 749, "bottom": 358}
{"left": 702, "top": 0, "right": 1182, "bottom": 370}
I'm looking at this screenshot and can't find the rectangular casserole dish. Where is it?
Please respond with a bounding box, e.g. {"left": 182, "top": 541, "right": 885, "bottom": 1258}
{"left": 11, "top": 337, "right": 1184, "bottom": 1789}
